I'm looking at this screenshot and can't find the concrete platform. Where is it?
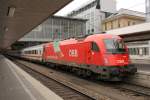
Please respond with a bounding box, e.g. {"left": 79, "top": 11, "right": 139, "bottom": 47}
{"left": 125, "top": 71, "right": 150, "bottom": 88}
{"left": 131, "top": 59, "right": 150, "bottom": 71}
{"left": 0, "top": 55, "right": 63, "bottom": 100}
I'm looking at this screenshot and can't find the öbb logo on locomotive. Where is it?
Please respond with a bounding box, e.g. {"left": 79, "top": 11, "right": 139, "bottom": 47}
{"left": 69, "top": 49, "right": 78, "bottom": 57}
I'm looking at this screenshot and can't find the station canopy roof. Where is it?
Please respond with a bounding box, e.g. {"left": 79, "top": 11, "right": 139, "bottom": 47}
{"left": 0, "top": 0, "right": 72, "bottom": 49}
{"left": 107, "top": 22, "right": 150, "bottom": 36}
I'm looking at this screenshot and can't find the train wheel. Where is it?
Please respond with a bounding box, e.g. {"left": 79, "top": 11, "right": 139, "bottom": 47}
{"left": 76, "top": 69, "right": 82, "bottom": 76}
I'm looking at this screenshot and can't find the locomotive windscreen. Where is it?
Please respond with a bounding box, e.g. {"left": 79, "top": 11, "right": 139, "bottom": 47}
{"left": 104, "top": 39, "right": 126, "bottom": 54}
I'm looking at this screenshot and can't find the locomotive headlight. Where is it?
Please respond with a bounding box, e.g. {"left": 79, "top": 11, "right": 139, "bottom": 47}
{"left": 104, "top": 58, "right": 109, "bottom": 64}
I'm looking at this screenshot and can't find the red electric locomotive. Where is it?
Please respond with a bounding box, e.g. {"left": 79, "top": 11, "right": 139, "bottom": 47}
{"left": 42, "top": 34, "right": 137, "bottom": 81}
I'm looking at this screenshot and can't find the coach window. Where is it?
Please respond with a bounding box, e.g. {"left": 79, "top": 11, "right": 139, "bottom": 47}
{"left": 146, "top": 47, "right": 149, "bottom": 55}
{"left": 133, "top": 48, "right": 136, "bottom": 55}
{"left": 130, "top": 48, "right": 132, "bottom": 55}
{"left": 129, "top": 48, "right": 132, "bottom": 55}
{"left": 91, "top": 42, "right": 100, "bottom": 52}
{"left": 142, "top": 47, "right": 149, "bottom": 55}
{"left": 36, "top": 50, "right": 38, "bottom": 54}
{"left": 135, "top": 48, "right": 139, "bottom": 55}
{"left": 131, "top": 48, "right": 134, "bottom": 55}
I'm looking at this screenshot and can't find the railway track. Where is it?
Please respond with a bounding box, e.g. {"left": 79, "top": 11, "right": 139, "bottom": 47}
{"left": 11, "top": 58, "right": 150, "bottom": 100}
{"left": 114, "top": 83, "right": 150, "bottom": 97}
{"left": 11, "top": 60, "right": 93, "bottom": 100}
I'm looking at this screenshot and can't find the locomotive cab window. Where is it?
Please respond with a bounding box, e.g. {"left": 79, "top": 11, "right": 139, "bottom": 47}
{"left": 91, "top": 42, "right": 100, "bottom": 52}
{"left": 104, "top": 39, "right": 126, "bottom": 54}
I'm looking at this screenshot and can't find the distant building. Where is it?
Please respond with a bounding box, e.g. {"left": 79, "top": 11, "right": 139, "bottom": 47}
{"left": 102, "top": 9, "right": 146, "bottom": 31}
{"left": 146, "top": 0, "right": 150, "bottom": 22}
{"left": 68, "top": 0, "right": 116, "bottom": 34}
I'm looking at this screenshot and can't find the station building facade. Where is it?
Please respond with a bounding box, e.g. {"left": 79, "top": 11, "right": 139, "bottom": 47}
{"left": 12, "top": 16, "right": 86, "bottom": 49}
{"left": 20, "top": 16, "right": 86, "bottom": 42}
{"left": 67, "top": 0, "right": 116, "bottom": 34}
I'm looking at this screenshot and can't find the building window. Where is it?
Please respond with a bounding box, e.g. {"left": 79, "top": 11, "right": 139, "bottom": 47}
{"left": 111, "top": 21, "right": 113, "bottom": 29}
{"left": 91, "top": 29, "right": 94, "bottom": 32}
{"left": 118, "top": 20, "right": 121, "bottom": 28}
{"left": 105, "top": 24, "right": 107, "bottom": 31}
{"left": 128, "top": 21, "right": 130, "bottom": 26}
{"left": 118, "top": 23, "right": 121, "bottom": 28}
{"left": 88, "top": 29, "right": 90, "bottom": 34}
{"left": 132, "top": 22, "right": 136, "bottom": 25}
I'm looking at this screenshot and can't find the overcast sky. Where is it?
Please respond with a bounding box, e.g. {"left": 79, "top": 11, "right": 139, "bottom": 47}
{"left": 55, "top": 0, "right": 146, "bottom": 16}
